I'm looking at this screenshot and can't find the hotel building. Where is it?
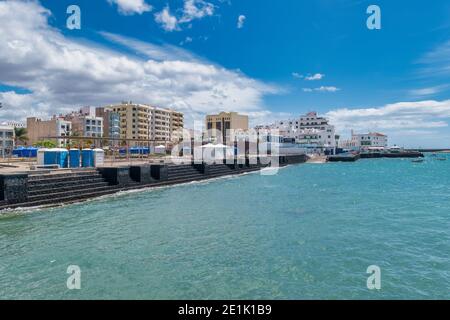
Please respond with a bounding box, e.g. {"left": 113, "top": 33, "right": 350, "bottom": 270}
{"left": 0, "top": 125, "right": 15, "bottom": 157}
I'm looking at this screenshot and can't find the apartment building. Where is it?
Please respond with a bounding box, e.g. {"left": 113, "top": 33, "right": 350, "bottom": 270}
{"left": 205, "top": 112, "right": 249, "bottom": 144}
{"left": 170, "top": 111, "right": 184, "bottom": 142}
{"left": 106, "top": 102, "right": 152, "bottom": 141}
{"left": 268, "top": 112, "right": 337, "bottom": 154}
{"left": 105, "top": 102, "right": 184, "bottom": 143}
{"left": 96, "top": 107, "right": 120, "bottom": 142}
{"left": 27, "top": 116, "right": 72, "bottom": 147}
{"left": 151, "top": 108, "right": 171, "bottom": 142}
{"left": 0, "top": 125, "right": 15, "bottom": 157}
{"left": 65, "top": 107, "right": 103, "bottom": 138}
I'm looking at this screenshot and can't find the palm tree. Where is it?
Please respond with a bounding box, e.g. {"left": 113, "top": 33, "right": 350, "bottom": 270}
{"left": 14, "top": 127, "right": 28, "bottom": 146}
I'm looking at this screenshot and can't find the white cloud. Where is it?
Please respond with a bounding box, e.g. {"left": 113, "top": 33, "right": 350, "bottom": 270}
{"left": 154, "top": 6, "right": 179, "bottom": 32}
{"left": 237, "top": 15, "right": 246, "bottom": 29}
{"left": 326, "top": 100, "right": 450, "bottom": 133}
{"left": 100, "top": 31, "right": 197, "bottom": 61}
{"left": 292, "top": 73, "right": 324, "bottom": 80}
{"left": 180, "top": 0, "right": 215, "bottom": 23}
{"left": 0, "top": 1, "right": 278, "bottom": 125}
{"left": 417, "top": 39, "right": 450, "bottom": 78}
{"left": 180, "top": 36, "right": 193, "bottom": 46}
{"left": 108, "top": 0, "right": 152, "bottom": 15}
{"left": 303, "top": 86, "right": 340, "bottom": 92}
{"left": 409, "top": 85, "right": 448, "bottom": 97}
{"left": 316, "top": 86, "right": 339, "bottom": 92}
{"left": 305, "top": 73, "right": 324, "bottom": 81}
{"left": 154, "top": 0, "right": 215, "bottom": 32}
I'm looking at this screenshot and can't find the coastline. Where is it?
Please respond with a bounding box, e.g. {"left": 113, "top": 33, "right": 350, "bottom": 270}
{"left": 0, "top": 155, "right": 307, "bottom": 212}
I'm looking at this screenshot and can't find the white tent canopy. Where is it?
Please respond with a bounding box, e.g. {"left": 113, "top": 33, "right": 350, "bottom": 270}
{"left": 201, "top": 143, "right": 229, "bottom": 148}
{"left": 155, "top": 145, "right": 166, "bottom": 154}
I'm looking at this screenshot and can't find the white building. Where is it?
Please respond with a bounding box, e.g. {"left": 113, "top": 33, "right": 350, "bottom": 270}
{"left": 267, "top": 112, "right": 337, "bottom": 154}
{"left": 340, "top": 131, "right": 388, "bottom": 151}
{"left": 0, "top": 121, "right": 26, "bottom": 128}
{"left": 270, "top": 119, "right": 299, "bottom": 137}
{"left": 0, "top": 125, "right": 15, "bottom": 157}
{"left": 294, "top": 128, "right": 336, "bottom": 154}
{"left": 65, "top": 107, "right": 103, "bottom": 138}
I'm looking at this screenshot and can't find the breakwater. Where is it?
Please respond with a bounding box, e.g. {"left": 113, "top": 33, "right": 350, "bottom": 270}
{"left": 328, "top": 151, "right": 424, "bottom": 162}
{"left": 0, "top": 155, "right": 307, "bottom": 211}
{"left": 360, "top": 151, "right": 424, "bottom": 159}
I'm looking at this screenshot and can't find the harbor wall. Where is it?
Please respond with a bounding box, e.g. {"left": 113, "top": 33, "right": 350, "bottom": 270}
{"left": 0, "top": 154, "right": 307, "bottom": 210}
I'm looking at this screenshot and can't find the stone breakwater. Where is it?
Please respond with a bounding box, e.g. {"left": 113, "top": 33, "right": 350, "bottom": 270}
{"left": 0, "top": 155, "right": 307, "bottom": 211}
{"left": 328, "top": 151, "right": 424, "bottom": 162}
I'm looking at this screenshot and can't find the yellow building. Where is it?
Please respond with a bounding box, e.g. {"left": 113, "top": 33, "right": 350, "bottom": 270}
{"left": 205, "top": 112, "right": 249, "bottom": 144}
{"left": 170, "top": 111, "right": 184, "bottom": 142}
{"left": 107, "top": 102, "right": 152, "bottom": 141}
{"left": 106, "top": 102, "right": 184, "bottom": 143}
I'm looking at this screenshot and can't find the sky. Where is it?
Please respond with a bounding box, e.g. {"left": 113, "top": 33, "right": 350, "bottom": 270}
{"left": 0, "top": 0, "right": 449, "bottom": 147}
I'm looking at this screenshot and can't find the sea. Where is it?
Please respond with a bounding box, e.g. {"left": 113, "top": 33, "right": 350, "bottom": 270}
{"left": 1, "top": 154, "right": 449, "bottom": 299}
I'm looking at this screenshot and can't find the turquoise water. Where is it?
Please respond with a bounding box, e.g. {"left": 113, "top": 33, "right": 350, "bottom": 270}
{"left": 1, "top": 155, "right": 450, "bottom": 299}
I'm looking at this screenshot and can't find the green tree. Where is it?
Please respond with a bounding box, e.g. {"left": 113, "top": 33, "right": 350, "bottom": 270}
{"left": 14, "top": 127, "right": 28, "bottom": 146}
{"left": 34, "top": 140, "right": 57, "bottom": 148}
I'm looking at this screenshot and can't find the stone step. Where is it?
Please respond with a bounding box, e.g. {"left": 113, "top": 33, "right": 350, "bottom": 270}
{"left": 208, "top": 166, "right": 236, "bottom": 174}
{"left": 164, "top": 175, "right": 208, "bottom": 184}
{"left": 167, "top": 165, "right": 198, "bottom": 171}
{"left": 0, "top": 188, "right": 120, "bottom": 210}
{"left": 167, "top": 168, "right": 202, "bottom": 176}
{"left": 27, "top": 181, "right": 110, "bottom": 196}
{"left": 28, "top": 178, "right": 107, "bottom": 191}
{"left": 28, "top": 171, "right": 99, "bottom": 181}
{"left": 28, "top": 174, "right": 105, "bottom": 186}
{"left": 209, "top": 165, "right": 235, "bottom": 170}
{"left": 27, "top": 186, "right": 114, "bottom": 202}
{"left": 167, "top": 166, "right": 199, "bottom": 173}
{"left": 167, "top": 172, "right": 204, "bottom": 181}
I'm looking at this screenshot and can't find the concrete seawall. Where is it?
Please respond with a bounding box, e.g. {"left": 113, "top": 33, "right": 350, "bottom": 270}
{"left": 329, "top": 151, "right": 424, "bottom": 162}
{"left": 359, "top": 151, "right": 424, "bottom": 159}
{"left": 0, "top": 155, "right": 307, "bottom": 211}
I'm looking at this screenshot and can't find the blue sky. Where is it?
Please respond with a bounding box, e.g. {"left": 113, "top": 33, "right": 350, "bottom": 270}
{"left": 0, "top": 0, "right": 450, "bottom": 147}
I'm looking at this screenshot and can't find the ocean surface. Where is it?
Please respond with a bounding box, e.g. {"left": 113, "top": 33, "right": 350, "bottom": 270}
{"left": 1, "top": 155, "right": 450, "bottom": 299}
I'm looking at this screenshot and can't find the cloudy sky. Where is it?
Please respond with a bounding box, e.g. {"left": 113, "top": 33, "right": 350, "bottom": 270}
{"left": 0, "top": 0, "right": 450, "bottom": 147}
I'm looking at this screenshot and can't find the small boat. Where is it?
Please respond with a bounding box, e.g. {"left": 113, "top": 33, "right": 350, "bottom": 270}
{"left": 436, "top": 158, "right": 447, "bottom": 161}
{"left": 412, "top": 159, "right": 424, "bottom": 163}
